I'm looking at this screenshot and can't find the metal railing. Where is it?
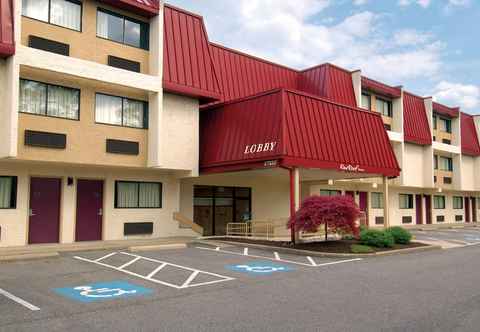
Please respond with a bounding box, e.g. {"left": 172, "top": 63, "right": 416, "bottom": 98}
{"left": 226, "top": 222, "right": 274, "bottom": 239}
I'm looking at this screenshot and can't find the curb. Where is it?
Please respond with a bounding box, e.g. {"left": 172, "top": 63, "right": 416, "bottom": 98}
{"left": 193, "top": 239, "right": 441, "bottom": 258}
{"left": 0, "top": 252, "right": 60, "bottom": 262}
{"left": 129, "top": 243, "right": 187, "bottom": 252}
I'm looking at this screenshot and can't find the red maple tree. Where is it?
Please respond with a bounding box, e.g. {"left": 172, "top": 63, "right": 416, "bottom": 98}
{"left": 288, "top": 195, "right": 361, "bottom": 241}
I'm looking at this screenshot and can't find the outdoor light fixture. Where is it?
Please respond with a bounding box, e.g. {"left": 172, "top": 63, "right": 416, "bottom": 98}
{"left": 372, "top": 183, "right": 378, "bottom": 189}
{"left": 328, "top": 179, "right": 334, "bottom": 185}
{"left": 67, "top": 177, "right": 74, "bottom": 186}
{"left": 438, "top": 188, "right": 443, "bottom": 193}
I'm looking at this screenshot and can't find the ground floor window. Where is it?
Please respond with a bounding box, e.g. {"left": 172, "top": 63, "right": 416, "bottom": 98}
{"left": 371, "top": 192, "right": 383, "bottom": 209}
{"left": 115, "top": 181, "right": 162, "bottom": 208}
{"left": 453, "top": 196, "right": 463, "bottom": 209}
{"left": 399, "top": 194, "right": 413, "bottom": 209}
{"left": 434, "top": 195, "right": 446, "bottom": 209}
{"left": 0, "top": 176, "right": 17, "bottom": 209}
{"left": 193, "top": 186, "right": 251, "bottom": 236}
{"left": 319, "top": 189, "right": 342, "bottom": 196}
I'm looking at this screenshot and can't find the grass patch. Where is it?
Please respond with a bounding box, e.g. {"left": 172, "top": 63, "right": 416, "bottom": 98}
{"left": 350, "top": 244, "right": 374, "bottom": 254}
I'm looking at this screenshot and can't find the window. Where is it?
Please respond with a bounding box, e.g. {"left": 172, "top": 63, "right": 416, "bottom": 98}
{"left": 384, "top": 124, "right": 392, "bottom": 131}
{"left": 434, "top": 155, "right": 438, "bottom": 170}
{"left": 22, "top": 0, "right": 82, "bottom": 31}
{"left": 442, "top": 139, "right": 451, "bottom": 145}
{"left": 453, "top": 196, "right": 463, "bottom": 209}
{"left": 438, "top": 116, "right": 452, "bottom": 133}
{"left": 399, "top": 194, "right": 413, "bottom": 209}
{"left": 19, "top": 79, "right": 80, "bottom": 120}
{"left": 438, "top": 156, "right": 453, "bottom": 172}
{"left": 97, "top": 9, "right": 149, "bottom": 50}
{"left": 376, "top": 97, "right": 392, "bottom": 117}
{"left": 95, "top": 94, "right": 148, "bottom": 129}
{"left": 362, "top": 93, "right": 371, "bottom": 110}
{"left": 0, "top": 176, "right": 17, "bottom": 209}
{"left": 115, "top": 181, "right": 162, "bottom": 208}
{"left": 319, "top": 190, "right": 342, "bottom": 196}
{"left": 433, "top": 114, "right": 437, "bottom": 130}
{"left": 434, "top": 195, "right": 446, "bottom": 209}
{"left": 371, "top": 192, "right": 383, "bottom": 209}
{"left": 443, "top": 177, "right": 452, "bottom": 184}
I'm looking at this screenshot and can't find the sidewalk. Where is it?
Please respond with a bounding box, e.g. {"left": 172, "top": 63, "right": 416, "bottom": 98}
{"left": 0, "top": 236, "right": 196, "bottom": 262}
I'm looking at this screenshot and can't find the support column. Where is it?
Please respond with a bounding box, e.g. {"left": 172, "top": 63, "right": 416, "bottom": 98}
{"left": 289, "top": 167, "right": 301, "bottom": 243}
{"left": 383, "top": 176, "right": 390, "bottom": 228}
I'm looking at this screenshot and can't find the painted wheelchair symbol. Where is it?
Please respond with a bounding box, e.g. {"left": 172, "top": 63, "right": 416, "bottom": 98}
{"left": 235, "top": 265, "right": 286, "bottom": 273}
{"left": 74, "top": 286, "right": 137, "bottom": 298}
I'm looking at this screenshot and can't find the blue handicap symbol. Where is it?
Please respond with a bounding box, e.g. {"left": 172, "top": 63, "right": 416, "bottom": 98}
{"left": 226, "top": 261, "right": 294, "bottom": 275}
{"left": 54, "top": 281, "right": 152, "bottom": 303}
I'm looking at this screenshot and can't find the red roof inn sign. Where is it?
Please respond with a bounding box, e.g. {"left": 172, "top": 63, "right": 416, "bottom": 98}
{"left": 244, "top": 142, "right": 278, "bottom": 155}
{"left": 339, "top": 164, "right": 366, "bottom": 173}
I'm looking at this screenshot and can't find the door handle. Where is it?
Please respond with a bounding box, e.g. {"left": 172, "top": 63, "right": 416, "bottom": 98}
{"left": 29, "top": 209, "right": 36, "bottom": 217}
{"left": 98, "top": 208, "right": 103, "bottom": 216}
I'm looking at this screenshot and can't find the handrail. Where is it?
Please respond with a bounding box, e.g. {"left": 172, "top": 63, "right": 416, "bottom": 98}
{"left": 173, "top": 212, "right": 204, "bottom": 235}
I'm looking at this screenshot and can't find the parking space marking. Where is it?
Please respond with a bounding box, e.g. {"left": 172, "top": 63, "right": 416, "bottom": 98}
{"left": 196, "top": 246, "right": 362, "bottom": 267}
{"left": 74, "top": 252, "right": 235, "bottom": 289}
{"left": 0, "top": 287, "right": 40, "bottom": 311}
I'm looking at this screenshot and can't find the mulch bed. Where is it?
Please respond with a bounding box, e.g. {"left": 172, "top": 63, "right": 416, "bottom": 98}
{"left": 213, "top": 237, "right": 427, "bottom": 253}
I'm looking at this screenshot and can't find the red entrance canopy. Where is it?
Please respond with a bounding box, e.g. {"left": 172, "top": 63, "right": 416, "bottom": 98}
{"left": 200, "top": 89, "right": 401, "bottom": 178}
{"left": 0, "top": 0, "right": 15, "bottom": 57}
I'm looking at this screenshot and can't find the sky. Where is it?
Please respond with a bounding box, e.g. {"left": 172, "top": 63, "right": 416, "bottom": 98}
{"left": 167, "top": 0, "right": 480, "bottom": 114}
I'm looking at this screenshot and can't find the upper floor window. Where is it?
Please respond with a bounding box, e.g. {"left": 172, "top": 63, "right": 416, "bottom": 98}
{"left": 399, "top": 194, "right": 413, "bottom": 209}
{"left": 0, "top": 176, "right": 17, "bottom": 209}
{"left": 433, "top": 195, "right": 446, "bottom": 209}
{"left": 19, "top": 79, "right": 80, "bottom": 120}
{"left": 22, "top": 0, "right": 82, "bottom": 31}
{"left": 433, "top": 114, "right": 452, "bottom": 133}
{"left": 435, "top": 156, "right": 453, "bottom": 172}
{"left": 361, "top": 93, "right": 371, "bottom": 110}
{"left": 95, "top": 93, "right": 148, "bottom": 129}
{"left": 376, "top": 97, "right": 392, "bottom": 117}
{"left": 97, "top": 9, "right": 149, "bottom": 50}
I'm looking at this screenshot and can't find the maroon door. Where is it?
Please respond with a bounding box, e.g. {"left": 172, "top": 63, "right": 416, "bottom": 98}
{"left": 345, "top": 191, "right": 355, "bottom": 199}
{"left": 424, "top": 195, "right": 432, "bottom": 224}
{"left": 358, "top": 192, "right": 368, "bottom": 226}
{"left": 465, "top": 197, "right": 471, "bottom": 223}
{"left": 415, "top": 195, "right": 423, "bottom": 225}
{"left": 471, "top": 197, "right": 477, "bottom": 223}
{"left": 28, "top": 178, "right": 61, "bottom": 244}
{"left": 76, "top": 180, "right": 103, "bottom": 242}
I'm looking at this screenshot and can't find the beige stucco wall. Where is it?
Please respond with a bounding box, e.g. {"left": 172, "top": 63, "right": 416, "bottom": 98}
{"left": 20, "top": 0, "right": 150, "bottom": 74}
{"left": 0, "top": 161, "right": 195, "bottom": 247}
{"left": 403, "top": 143, "right": 428, "bottom": 187}
{"left": 17, "top": 67, "right": 149, "bottom": 167}
{"left": 461, "top": 155, "right": 476, "bottom": 191}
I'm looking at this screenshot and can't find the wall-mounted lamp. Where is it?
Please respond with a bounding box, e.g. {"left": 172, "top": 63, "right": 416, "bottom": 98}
{"left": 67, "top": 177, "right": 74, "bottom": 186}
{"left": 372, "top": 183, "right": 378, "bottom": 189}
{"left": 328, "top": 179, "right": 334, "bottom": 186}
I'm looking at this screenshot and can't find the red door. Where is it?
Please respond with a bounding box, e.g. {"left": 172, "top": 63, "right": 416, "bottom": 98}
{"left": 28, "top": 178, "right": 61, "bottom": 244}
{"left": 76, "top": 180, "right": 103, "bottom": 242}
{"left": 471, "top": 197, "right": 477, "bottom": 223}
{"left": 359, "top": 192, "right": 369, "bottom": 226}
{"left": 424, "top": 195, "right": 432, "bottom": 225}
{"left": 415, "top": 195, "right": 423, "bottom": 225}
{"left": 465, "top": 197, "right": 471, "bottom": 223}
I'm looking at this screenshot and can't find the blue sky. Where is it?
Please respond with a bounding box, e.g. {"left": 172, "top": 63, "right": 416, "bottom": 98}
{"left": 168, "top": 0, "right": 480, "bottom": 113}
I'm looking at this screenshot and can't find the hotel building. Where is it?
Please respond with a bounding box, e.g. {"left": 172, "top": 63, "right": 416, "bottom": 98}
{"left": 0, "top": 0, "right": 478, "bottom": 247}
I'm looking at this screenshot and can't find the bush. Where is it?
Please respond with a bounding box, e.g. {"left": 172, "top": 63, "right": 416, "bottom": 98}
{"left": 387, "top": 226, "right": 412, "bottom": 244}
{"left": 350, "top": 244, "right": 374, "bottom": 254}
{"left": 360, "top": 229, "right": 395, "bottom": 248}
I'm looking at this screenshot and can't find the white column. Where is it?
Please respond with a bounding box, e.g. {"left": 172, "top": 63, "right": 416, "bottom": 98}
{"left": 383, "top": 176, "right": 390, "bottom": 228}
{"left": 351, "top": 70, "right": 362, "bottom": 108}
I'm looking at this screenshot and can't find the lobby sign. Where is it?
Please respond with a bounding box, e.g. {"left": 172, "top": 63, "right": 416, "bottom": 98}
{"left": 244, "top": 141, "right": 278, "bottom": 155}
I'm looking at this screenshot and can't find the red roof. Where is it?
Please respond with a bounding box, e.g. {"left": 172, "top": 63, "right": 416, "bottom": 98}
{"left": 163, "top": 5, "right": 221, "bottom": 103}
{"left": 461, "top": 113, "right": 480, "bottom": 156}
{"left": 0, "top": 0, "right": 15, "bottom": 57}
{"left": 209, "top": 43, "right": 298, "bottom": 104}
{"left": 433, "top": 102, "right": 460, "bottom": 118}
{"left": 99, "top": 0, "right": 160, "bottom": 17}
{"left": 200, "top": 89, "right": 400, "bottom": 177}
{"left": 403, "top": 92, "right": 432, "bottom": 145}
{"left": 299, "top": 64, "right": 357, "bottom": 107}
{"left": 361, "top": 76, "right": 401, "bottom": 98}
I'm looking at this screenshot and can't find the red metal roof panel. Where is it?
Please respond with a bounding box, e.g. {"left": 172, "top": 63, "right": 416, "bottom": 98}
{"left": 361, "top": 76, "right": 401, "bottom": 98}
{"left": 298, "top": 64, "right": 357, "bottom": 107}
{"left": 99, "top": 0, "right": 159, "bottom": 17}
{"left": 403, "top": 92, "right": 432, "bottom": 145}
{"left": 433, "top": 102, "right": 460, "bottom": 118}
{"left": 200, "top": 89, "right": 400, "bottom": 177}
{"left": 0, "top": 0, "right": 15, "bottom": 58}
{"left": 163, "top": 5, "right": 221, "bottom": 103}
{"left": 461, "top": 113, "right": 480, "bottom": 156}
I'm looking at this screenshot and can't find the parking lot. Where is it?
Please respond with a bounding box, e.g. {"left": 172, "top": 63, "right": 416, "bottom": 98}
{"left": 411, "top": 227, "right": 480, "bottom": 248}
{"left": 2, "top": 238, "right": 480, "bottom": 331}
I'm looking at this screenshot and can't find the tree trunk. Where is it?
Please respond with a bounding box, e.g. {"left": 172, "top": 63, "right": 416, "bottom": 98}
{"left": 325, "top": 222, "right": 328, "bottom": 241}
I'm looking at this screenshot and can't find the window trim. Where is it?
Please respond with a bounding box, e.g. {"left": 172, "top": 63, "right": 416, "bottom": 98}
{"left": 114, "top": 181, "right": 162, "bottom": 209}
{"left": 19, "top": 78, "right": 81, "bottom": 121}
{"left": 399, "top": 194, "right": 414, "bottom": 209}
{"left": 22, "top": 0, "right": 83, "bottom": 32}
{"left": 0, "top": 176, "right": 18, "bottom": 209}
{"left": 96, "top": 8, "right": 150, "bottom": 50}
{"left": 95, "top": 92, "right": 148, "bottom": 129}
{"left": 433, "top": 195, "right": 446, "bottom": 210}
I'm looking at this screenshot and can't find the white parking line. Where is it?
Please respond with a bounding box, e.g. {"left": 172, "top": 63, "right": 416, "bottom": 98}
{"left": 0, "top": 288, "right": 40, "bottom": 311}
{"left": 74, "top": 252, "right": 235, "bottom": 289}
{"left": 196, "top": 246, "right": 362, "bottom": 267}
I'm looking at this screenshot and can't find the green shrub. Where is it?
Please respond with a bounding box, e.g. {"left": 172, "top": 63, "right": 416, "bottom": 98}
{"left": 342, "top": 234, "right": 355, "bottom": 240}
{"left": 387, "top": 226, "right": 412, "bottom": 244}
{"left": 360, "top": 229, "right": 395, "bottom": 248}
{"left": 350, "top": 244, "right": 374, "bottom": 254}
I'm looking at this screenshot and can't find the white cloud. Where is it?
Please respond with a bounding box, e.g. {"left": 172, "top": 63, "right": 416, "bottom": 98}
{"left": 398, "top": 0, "right": 431, "bottom": 8}
{"left": 168, "top": 0, "right": 445, "bottom": 83}
{"left": 353, "top": 0, "right": 368, "bottom": 5}
{"left": 433, "top": 81, "right": 480, "bottom": 109}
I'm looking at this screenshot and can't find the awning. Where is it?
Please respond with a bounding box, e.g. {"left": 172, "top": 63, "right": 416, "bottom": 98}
{"left": 200, "top": 89, "right": 401, "bottom": 177}
{"left": 0, "top": 0, "right": 15, "bottom": 58}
